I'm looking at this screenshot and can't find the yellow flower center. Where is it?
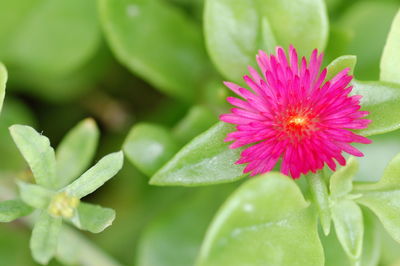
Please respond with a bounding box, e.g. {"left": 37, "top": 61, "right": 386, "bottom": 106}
{"left": 48, "top": 192, "right": 79, "bottom": 218}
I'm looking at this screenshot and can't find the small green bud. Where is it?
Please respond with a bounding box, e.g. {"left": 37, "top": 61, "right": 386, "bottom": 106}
{"left": 48, "top": 192, "right": 79, "bottom": 218}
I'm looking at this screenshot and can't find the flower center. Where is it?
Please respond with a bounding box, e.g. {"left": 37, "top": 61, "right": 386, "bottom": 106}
{"left": 288, "top": 116, "right": 307, "bottom": 126}
{"left": 48, "top": 192, "right": 80, "bottom": 218}
{"left": 282, "top": 114, "right": 314, "bottom": 138}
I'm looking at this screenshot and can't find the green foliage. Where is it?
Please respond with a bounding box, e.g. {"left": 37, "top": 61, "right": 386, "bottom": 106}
{"left": 71, "top": 203, "right": 116, "bottom": 234}
{"left": 204, "top": 0, "right": 328, "bottom": 81}
{"left": 331, "top": 199, "right": 364, "bottom": 260}
{"left": 172, "top": 105, "right": 217, "bottom": 145}
{"left": 99, "top": 0, "right": 213, "bottom": 102}
{"left": 123, "top": 123, "right": 179, "bottom": 176}
{"left": 0, "top": 199, "right": 32, "bottom": 222}
{"left": 17, "top": 182, "right": 53, "bottom": 209}
{"left": 10, "top": 125, "right": 58, "bottom": 189}
{"left": 56, "top": 118, "right": 99, "bottom": 188}
{"left": 64, "top": 151, "right": 123, "bottom": 198}
{"left": 150, "top": 122, "right": 246, "bottom": 186}
{"left": 2, "top": 0, "right": 400, "bottom": 265}
{"left": 352, "top": 80, "right": 400, "bottom": 137}
{"left": 306, "top": 173, "right": 331, "bottom": 235}
{"left": 137, "top": 185, "right": 236, "bottom": 266}
{"left": 197, "top": 173, "right": 324, "bottom": 266}
{"left": 0, "top": 0, "right": 102, "bottom": 101}
{"left": 6, "top": 120, "right": 123, "bottom": 264}
{"left": 354, "top": 152, "right": 400, "bottom": 243}
{"left": 380, "top": 9, "right": 400, "bottom": 84}
{"left": 326, "top": 55, "right": 400, "bottom": 137}
{"left": 30, "top": 212, "right": 62, "bottom": 264}
{"left": 325, "top": 55, "right": 356, "bottom": 80}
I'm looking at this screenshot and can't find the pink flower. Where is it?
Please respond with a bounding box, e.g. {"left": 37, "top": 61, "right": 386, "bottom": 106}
{"left": 220, "top": 46, "right": 372, "bottom": 179}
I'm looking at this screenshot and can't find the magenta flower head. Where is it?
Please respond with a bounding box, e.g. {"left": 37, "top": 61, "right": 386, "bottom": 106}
{"left": 220, "top": 46, "right": 372, "bottom": 179}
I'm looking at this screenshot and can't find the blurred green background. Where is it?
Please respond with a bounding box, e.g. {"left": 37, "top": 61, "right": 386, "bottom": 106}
{"left": 0, "top": 0, "right": 400, "bottom": 265}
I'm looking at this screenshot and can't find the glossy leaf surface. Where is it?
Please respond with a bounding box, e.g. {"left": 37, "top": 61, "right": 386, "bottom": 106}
{"left": 151, "top": 122, "right": 245, "bottom": 186}
{"left": 204, "top": 0, "right": 328, "bottom": 81}
{"left": 197, "top": 173, "right": 324, "bottom": 266}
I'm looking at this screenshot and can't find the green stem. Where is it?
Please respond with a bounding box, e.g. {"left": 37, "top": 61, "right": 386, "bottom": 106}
{"left": 305, "top": 172, "right": 331, "bottom": 235}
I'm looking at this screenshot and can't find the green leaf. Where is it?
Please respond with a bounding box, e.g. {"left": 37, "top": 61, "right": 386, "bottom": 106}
{"left": 9, "top": 125, "right": 57, "bottom": 189}
{"left": 197, "top": 173, "right": 324, "bottom": 266}
{"left": 381, "top": 10, "right": 400, "bottom": 84}
{"left": 172, "top": 105, "right": 217, "bottom": 145}
{"left": 56, "top": 118, "right": 99, "bottom": 188}
{"left": 330, "top": 157, "right": 359, "bottom": 199}
{"left": 0, "top": 63, "right": 7, "bottom": 114}
{"left": 99, "top": 0, "right": 212, "bottom": 102}
{"left": 331, "top": 199, "right": 364, "bottom": 260}
{"left": 0, "top": 0, "right": 100, "bottom": 76}
{"left": 150, "top": 122, "right": 246, "bottom": 186}
{"left": 351, "top": 80, "right": 400, "bottom": 136}
{"left": 137, "top": 185, "right": 235, "bottom": 266}
{"left": 17, "top": 182, "right": 54, "bottom": 209}
{"left": 0, "top": 199, "right": 32, "bottom": 222}
{"left": 325, "top": 55, "right": 356, "bottom": 81}
{"left": 354, "top": 152, "right": 400, "bottom": 243}
{"left": 30, "top": 211, "right": 62, "bottom": 265}
{"left": 204, "top": 0, "right": 328, "bottom": 81}
{"left": 360, "top": 209, "right": 381, "bottom": 266}
{"left": 306, "top": 172, "right": 331, "bottom": 235}
{"left": 64, "top": 151, "right": 123, "bottom": 199}
{"left": 123, "top": 123, "right": 179, "bottom": 176}
{"left": 321, "top": 208, "right": 380, "bottom": 266}
{"left": 71, "top": 202, "right": 115, "bottom": 234}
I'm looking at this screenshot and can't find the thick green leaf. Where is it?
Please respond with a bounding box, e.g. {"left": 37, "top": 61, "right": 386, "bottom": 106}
{"left": 71, "top": 202, "right": 115, "bottom": 234}
{"left": 123, "top": 123, "right": 179, "bottom": 176}
{"left": 330, "top": 157, "right": 358, "bottom": 199}
{"left": 204, "top": 0, "right": 328, "bottom": 81}
{"left": 197, "top": 173, "right": 324, "bottom": 266}
{"left": 331, "top": 199, "right": 364, "bottom": 260}
{"left": 380, "top": 9, "right": 400, "bottom": 84}
{"left": 0, "top": 63, "right": 7, "bottom": 114}
{"left": 56, "top": 118, "right": 99, "bottom": 188}
{"left": 0, "top": 199, "right": 32, "bottom": 222}
{"left": 1, "top": 0, "right": 100, "bottom": 76}
{"left": 360, "top": 209, "right": 381, "bottom": 266}
{"left": 325, "top": 55, "right": 356, "bottom": 81}
{"left": 321, "top": 208, "right": 380, "bottom": 266}
{"left": 172, "top": 105, "right": 217, "bottom": 145}
{"left": 351, "top": 80, "right": 400, "bottom": 136}
{"left": 64, "top": 151, "right": 123, "bottom": 199}
{"left": 354, "top": 152, "right": 400, "bottom": 243}
{"left": 306, "top": 172, "right": 331, "bottom": 235}
{"left": 17, "top": 182, "right": 53, "bottom": 209}
{"left": 99, "top": 0, "right": 211, "bottom": 102}
{"left": 30, "top": 211, "right": 62, "bottom": 265}
{"left": 150, "top": 122, "right": 245, "bottom": 186}
{"left": 9, "top": 125, "right": 57, "bottom": 189}
{"left": 137, "top": 185, "right": 235, "bottom": 266}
